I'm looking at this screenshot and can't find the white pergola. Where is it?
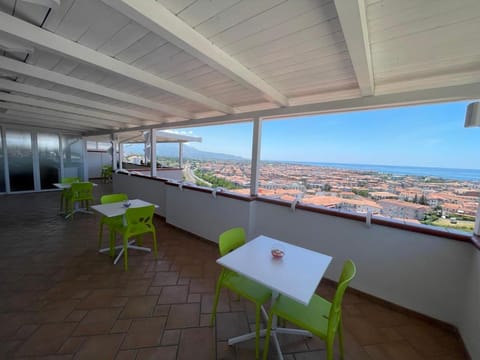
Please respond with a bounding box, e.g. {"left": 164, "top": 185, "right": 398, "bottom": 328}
{"left": 0, "top": 0, "right": 478, "bottom": 135}
{"left": 86, "top": 129, "right": 202, "bottom": 175}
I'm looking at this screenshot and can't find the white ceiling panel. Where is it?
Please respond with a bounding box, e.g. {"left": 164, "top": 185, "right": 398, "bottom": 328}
{"left": 209, "top": 0, "right": 327, "bottom": 49}
{"left": 114, "top": 32, "right": 167, "bottom": 64}
{"left": 190, "top": 0, "right": 286, "bottom": 39}
{"left": 155, "top": 0, "right": 196, "bottom": 15}
{"left": 176, "top": 0, "right": 240, "bottom": 28}
{"left": 0, "top": 0, "right": 478, "bottom": 134}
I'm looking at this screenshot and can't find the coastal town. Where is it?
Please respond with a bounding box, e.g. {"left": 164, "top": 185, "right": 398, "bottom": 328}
{"left": 191, "top": 160, "right": 480, "bottom": 232}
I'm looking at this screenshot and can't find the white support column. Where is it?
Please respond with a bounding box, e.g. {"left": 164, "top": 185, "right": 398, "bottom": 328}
{"left": 118, "top": 140, "right": 123, "bottom": 170}
{"left": 111, "top": 134, "right": 117, "bottom": 170}
{"left": 82, "top": 138, "right": 88, "bottom": 181}
{"left": 474, "top": 202, "right": 480, "bottom": 236}
{"left": 179, "top": 143, "right": 183, "bottom": 169}
{"left": 250, "top": 117, "right": 262, "bottom": 196}
{"left": 150, "top": 128, "right": 157, "bottom": 178}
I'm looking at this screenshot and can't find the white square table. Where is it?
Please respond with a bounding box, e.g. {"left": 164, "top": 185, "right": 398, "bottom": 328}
{"left": 53, "top": 182, "right": 97, "bottom": 218}
{"left": 91, "top": 199, "right": 158, "bottom": 265}
{"left": 217, "top": 235, "right": 332, "bottom": 359}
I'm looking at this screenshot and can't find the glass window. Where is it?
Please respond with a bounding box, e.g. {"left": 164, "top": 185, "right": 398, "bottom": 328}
{"left": 0, "top": 128, "right": 5, "bottom": 192}
{"left": 163, "top": 123, "right": 253, "bottom": 190}
{"left": 62, "top": 135, "right": 84, "bottom": 179}
{"left": 122, "top": 143, "right": 146, "bottom": 168}
{"left": 38, "top": 133, "right": 60, "bottom": 189}
{"left": 260, "top": 102, "right": 480, "bottom": 233}
{"left": 6, "top": 129, "right": 34, "bottom": 192}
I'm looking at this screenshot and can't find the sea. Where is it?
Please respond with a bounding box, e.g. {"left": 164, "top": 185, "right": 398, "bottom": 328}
{"left": 282, "top": 161, "right": 480, "bottom": 182}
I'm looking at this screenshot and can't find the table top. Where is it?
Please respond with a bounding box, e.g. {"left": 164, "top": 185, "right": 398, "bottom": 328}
{"left": 217, "top": 235, "right": 332, "bottom": 305}
{"left": 53, "top": 182, "right": 97, "bottom": 189}
{"left": 91, "top": 199, "right": 157, "bottom": 217}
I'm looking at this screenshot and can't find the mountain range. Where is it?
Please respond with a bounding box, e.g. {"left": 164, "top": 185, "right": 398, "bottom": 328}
{"left": 123, "top": 143, "right": 246, "bottom": 161}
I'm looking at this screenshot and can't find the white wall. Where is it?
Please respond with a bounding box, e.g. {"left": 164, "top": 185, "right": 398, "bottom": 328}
{"left": 165, "top": 185, "right": 252, "bottom": 242}
{"left": 87, "top": 151, "right": 112, "bottom": 178}
{"left": 112, "top": 173, "right": 166, "bottom": 217}
{"left": 460, "top": 249, "right": 480, "bottom": 359}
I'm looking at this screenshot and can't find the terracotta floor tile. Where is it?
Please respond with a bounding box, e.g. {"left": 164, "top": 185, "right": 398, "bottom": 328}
{"left": 152, "top": 272, "right": 179, "bottom": 286}
{"left": 177, "top": 328, "right": 214, "bottom": 360}
{"left": 111, "top": 319, "right": 132, "bottom": 333}
{"left": 119, "top": 295, "right": 157, "bottom": 319}
{"left": 161, "top": 329, "right": 181, "bottom": 345}
{"left": 73, "top": 333, "right": 124, "bottom": 360}
{"left": 13, "top": 324, "right": 39, "bottom": 340}
{"left": 58, "top": 336, "right": 86, "bottom": 354}
{"left": 121, "top": 317, "right": 166, "bottom": 349}
{"left": 73, "top": 308, "right": 121, "bottom": 336}
{"left": 364, "top": 340, "right": 424, "bottom": 360}
{"left": 158, "top": 285, "right": 188, "bottom": 304}
{"left": 115, "top": 349, "right": 137, "bottom": 360}
{"left": 166, "top": 303, "right": 200, "bottom": 329}
{"left": 215, "top": 312, "right": 249, "bottom": 342}
{"left": 136, "top": 346, "right": 177, "bottom": 360}
{"left": 16, "top": 323, "right": 77, "bottom": 356}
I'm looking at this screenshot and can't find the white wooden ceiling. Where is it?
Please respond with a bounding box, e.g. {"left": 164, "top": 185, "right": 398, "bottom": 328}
{"left": 0, "top": 0, "right": 479, "bottom": 135}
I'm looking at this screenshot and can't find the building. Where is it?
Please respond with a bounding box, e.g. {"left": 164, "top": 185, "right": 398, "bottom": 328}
{"left": 379, "top": 199, "right": 430, "bottom": 221}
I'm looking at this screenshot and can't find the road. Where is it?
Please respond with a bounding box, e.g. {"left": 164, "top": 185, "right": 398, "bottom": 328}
{"left": 183, "top": 163, "right": 212, "bottom": 187}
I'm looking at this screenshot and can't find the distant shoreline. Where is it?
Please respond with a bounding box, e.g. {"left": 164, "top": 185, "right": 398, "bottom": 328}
{"left": 262, "top": 160, "right": 480, "bottom": 182}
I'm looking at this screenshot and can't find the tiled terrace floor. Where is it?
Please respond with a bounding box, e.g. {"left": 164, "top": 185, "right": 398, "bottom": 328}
{"left": 0, "top": 183, "right": 469, "bottom": 359}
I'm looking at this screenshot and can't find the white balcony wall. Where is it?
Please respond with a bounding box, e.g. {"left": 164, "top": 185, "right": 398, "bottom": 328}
{"left": 460, "top": 250, "right": 480, "bottom": 358}
{"left": 113, "top": 173, "right": 166, "bottom": 217}
{"left": 165, "top": 185, "right": 253, "bottom": 243}
{"left": 111, "top": 173, "right": 478, "bottom": 359}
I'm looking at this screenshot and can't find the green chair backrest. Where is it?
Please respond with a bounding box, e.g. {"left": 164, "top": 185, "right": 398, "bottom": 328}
{"left": 124, "top": 205, "right": 155, "bottom": 237}
{"left": 327, "top": 259, "right": 356, "bottom": 336}
{"left": 219, "top": 227, "right": 246, "bottom": 256}
{"left": 61, "top": 177, "right": 80, "bottom": 184}
{"left": 70, "top": 182, "right": 93, "bottom": 201}
{"left": 101, "top": 193, "right": 128, "bottom": 204}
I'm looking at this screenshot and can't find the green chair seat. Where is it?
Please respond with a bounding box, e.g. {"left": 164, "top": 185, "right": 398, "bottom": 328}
{"left": 263, "top": 260, "right": 356, "bottom": 360}
{"left": 65, "top": 182, "right": 94, "bottom": 219}
{"left": 59, "top": 177, "right": 79, "bottom": 213}
{"left": 111, "top": 205, "right": 157, "bottom": 271}
{"left": 98, "top": 193, "right": 128, "bottom": 255}
{"left": 211, "top": 227, "right": 271, "bottom": 359}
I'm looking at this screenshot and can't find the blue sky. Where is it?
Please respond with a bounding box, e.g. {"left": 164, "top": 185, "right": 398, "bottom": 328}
{"left": 177, "top": 101, "right": 480, "bottom": 169}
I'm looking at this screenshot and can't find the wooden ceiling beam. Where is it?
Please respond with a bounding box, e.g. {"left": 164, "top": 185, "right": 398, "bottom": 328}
{"left": 0, "top": 78, "right": 164, "bottom": 123}
{"left": 0, "top": 11, "right": 233, "bottom": 114}
{"left": 102, "top": 0, "right": 289, "bottom": 107}
{"left": 0, "top": 55, "right": 191, "bottom": 119}
{"left": 334, "top": 0, "right": 374, "bottom": 96}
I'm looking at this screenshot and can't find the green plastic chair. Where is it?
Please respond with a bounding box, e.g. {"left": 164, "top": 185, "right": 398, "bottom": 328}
{"left": 59, "top": 177, "right": 80, "bottom": 213}
{"left": 112, "top": 205, "right": 157, "bottom": 271}
{"left": 262, "top": 260, "right": 356, "bottom": 360}
{"left": 101, "top": 165, "right": 113, "bottom": 183}
{"left": 65, "top": 182, "right": 94, "bottom": 219}
{"left": 211, "top": 227, "right": 272, "bottom": 359}
{"left": 98, "top": 193, "right": 128, "bottom": 255}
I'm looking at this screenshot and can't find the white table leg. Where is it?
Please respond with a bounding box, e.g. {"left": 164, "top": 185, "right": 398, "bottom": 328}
{"left": 99, "top": 240, "right": 152, "bottom": 265}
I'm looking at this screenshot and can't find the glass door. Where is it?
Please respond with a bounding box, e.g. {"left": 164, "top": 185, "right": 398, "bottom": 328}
{"left": 38, "top": 133, "right": 60, "bottom": 189}
{"left": 0, "top": 128, "right": 5, "bottom": 193}
{"left": 6, "top": 129, "right": 34, "bottom": 192}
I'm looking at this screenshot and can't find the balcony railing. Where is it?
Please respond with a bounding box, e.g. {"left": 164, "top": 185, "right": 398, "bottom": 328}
{"left": 112, "top": 172, "right": 479, "bottom": 359}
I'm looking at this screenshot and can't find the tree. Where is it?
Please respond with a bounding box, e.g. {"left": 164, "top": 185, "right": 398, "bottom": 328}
{"left": 419, "top": 194, "right": 428, "bottom": 205}
{"left": 322, "top": 183, "right": 332, "bottom": 192}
